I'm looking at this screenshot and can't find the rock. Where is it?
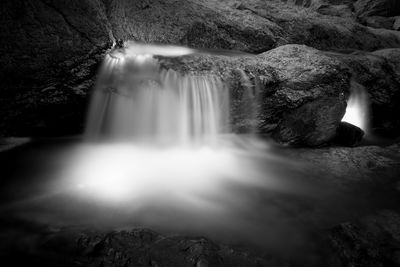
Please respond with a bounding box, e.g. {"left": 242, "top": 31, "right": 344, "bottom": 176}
{"left": 284, "top": 142, "right": 400, "bottom": 187}
{"left": 272, "top": 97, "right": 347, "bottom": 146}
{"left": 0, "top": 0, "right": 113, "bottom": 87}
{"left": 329, "top": 210, "right": 400, "bottom": 267}
{"left": 72, "top": 229, "right": 275, "bottom": 267}
{"left": 354, "top": 0, "right": 400, "bottom": 18}
{"left": 394, "top": 16, "right": 400, "bottom": 30}
{"left": 282, "top": 0, "right": 356, "bottom": 9}
{"left": 315, "top": 4, "right": 354, "bottom": 18}
{"left": 361, "top": 16, "right": 395, "bottom": 29}
{"left": 105, "top": 0, "right": 281, "bottom": 53}
{"left": 333, "top": 121, "right": 364, "bottom": 146}
{"left": 235, "top": 0, "right": 400, "bottom": 51}
{"left": 327, "top": 48, "right": 400, "bottom": 137}
{"left": 162, "top": 44, "right": 350, "bottom": 146}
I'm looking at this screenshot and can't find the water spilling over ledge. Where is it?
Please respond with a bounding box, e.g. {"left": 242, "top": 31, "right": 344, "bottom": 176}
{"left": 342, "top": 81, "right": 369, "bottom": 134}
{"left": 86, "top": 44, "right": 230, "bottom": 145}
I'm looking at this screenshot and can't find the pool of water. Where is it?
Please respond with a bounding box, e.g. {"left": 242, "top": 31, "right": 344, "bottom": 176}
{"left": 0, "top": 136, "right": 399, "bottom": 265}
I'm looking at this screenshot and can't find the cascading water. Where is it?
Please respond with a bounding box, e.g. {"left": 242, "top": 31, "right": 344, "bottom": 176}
{"left": 1, "top": 43, "right": 382, "bottom": 266}
{"left": 342, "top": 81, "right": 369, "bottom": 133}
{"left": 85, "top": 46, "right": 229, "bottom": 145}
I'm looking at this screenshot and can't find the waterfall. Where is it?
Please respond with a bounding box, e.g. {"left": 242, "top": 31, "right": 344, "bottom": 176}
{"left": 342, "top": 81, "right": 369, "bottom": 132}
{"left": 85, "top": 47, "right": 229, "bottom": 145}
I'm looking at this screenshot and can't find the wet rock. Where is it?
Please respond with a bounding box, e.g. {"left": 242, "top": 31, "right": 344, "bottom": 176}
{"left": 162, "top": 44, "right": 350, "bottom": 146}
{"left": 329, "top": 210, "right": 400, "bottom": 267}
{"left": 354, "top": 0, "right": 400, "bottom": 18}
{"left": 333, "top": 121, "right": 364, "bottom": 147}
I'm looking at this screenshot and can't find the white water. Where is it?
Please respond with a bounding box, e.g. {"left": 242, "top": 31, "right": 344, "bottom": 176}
{"left": 86, "top": 48, "right": 229, "bottom": 145}
{"left": 342, "top": 81, "right": 369, "bottom": 132}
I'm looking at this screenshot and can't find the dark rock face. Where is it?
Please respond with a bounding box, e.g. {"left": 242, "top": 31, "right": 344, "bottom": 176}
{"left": 162, "top": 44, "right": 350, "bottom": 146}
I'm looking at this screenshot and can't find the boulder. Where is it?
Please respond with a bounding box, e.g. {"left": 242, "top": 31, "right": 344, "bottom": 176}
{"left": 354, "top": 0, "right": 400, "bottom": 18}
